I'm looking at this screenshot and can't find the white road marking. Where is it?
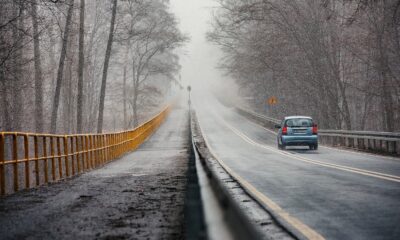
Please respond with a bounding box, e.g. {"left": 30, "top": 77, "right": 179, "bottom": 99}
{"left": 220, "top": 117, "right": 400, "bottom": 183}
{"left": 245, "top": 117, "right": 400, "bottom": 161}
{"left": 196, "top": 115, "right": 326, "bottom": 240}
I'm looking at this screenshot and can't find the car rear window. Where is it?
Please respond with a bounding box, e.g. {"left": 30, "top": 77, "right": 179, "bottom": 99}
{"left": 285, "top": 118, "right": 313, "bottom": 127}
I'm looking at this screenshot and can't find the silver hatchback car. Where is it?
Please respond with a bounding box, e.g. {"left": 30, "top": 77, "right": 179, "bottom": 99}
{"left": 275, "top": 116, "right": 318, "bottom": 150}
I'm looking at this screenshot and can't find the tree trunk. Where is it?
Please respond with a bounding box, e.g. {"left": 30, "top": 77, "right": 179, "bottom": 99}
{"left": 133, "top": 90, "right": 138, "bottom": 127}
{"left": 50, "top": 0, "right": 75, "bottom": 133}
{"left": 77, "top": 0, "right": 85, "bottom": 133}
{"left": 31, "top": 0, "right": 44, "bottom": 133}
{"left": 0, "top": 75, "right": 11, "bottom": 132}
{"left": 123, "top": 64, "right": 127, "bottom": 129}
{"left": 48, "top": 22, "right": 57, "bottom": 106}
{"left": 377, "top": 6, "right": 395, "bottom": 132}
{"left": 97, "top": 0, "right": 117, "bottom": 133}
{"left": 11, "top": 1, "right": 24, "bottom": 132}
{"left": 132, "top": 59, "right": 139, "bottom": 127}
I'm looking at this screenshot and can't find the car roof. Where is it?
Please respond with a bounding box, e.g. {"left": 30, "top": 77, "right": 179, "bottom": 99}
{"left": 284, "top": 116, "right": 312, "bottom": 120}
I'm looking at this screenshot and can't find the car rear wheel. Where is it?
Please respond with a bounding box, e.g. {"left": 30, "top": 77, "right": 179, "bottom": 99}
{"left": 309, "top": 144, "right": 318, "bottom": 150}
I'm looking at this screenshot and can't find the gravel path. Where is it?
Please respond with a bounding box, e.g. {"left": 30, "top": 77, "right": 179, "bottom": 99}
{"left": 0, "top": 109, "right": 189, "bottom": 240}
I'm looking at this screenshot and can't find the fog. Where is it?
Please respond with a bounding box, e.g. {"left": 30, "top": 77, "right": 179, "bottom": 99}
{"left": 170, "top": 0, "right": 238, "bottom": 99}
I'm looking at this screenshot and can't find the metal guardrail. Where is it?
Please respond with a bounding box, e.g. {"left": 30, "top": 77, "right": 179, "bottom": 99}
{"left": 191, "top": 111, "right": 263, "bottom": 240}
{"left": 0, "top": 106, "right": 171, "bottom": 196}
{"left": 236, "top": 107, "right": 400, "bottom": 155}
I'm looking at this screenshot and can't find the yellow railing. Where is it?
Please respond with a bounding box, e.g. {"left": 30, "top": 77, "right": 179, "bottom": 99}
{"left": 0, "top": 106, "right": 171, "bottom": 196}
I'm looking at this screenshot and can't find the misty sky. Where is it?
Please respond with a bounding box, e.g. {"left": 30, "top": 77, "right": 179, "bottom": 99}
{"left": 170, "top": 0, "right": 227, "bottom": 92}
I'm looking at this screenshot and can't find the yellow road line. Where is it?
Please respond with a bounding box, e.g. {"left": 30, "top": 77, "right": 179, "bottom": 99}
{"left": 196, "top": 117, "right": 326, "bottom": 240}
{"left": 221, "top": 117, "right": 400, "bottom": 183}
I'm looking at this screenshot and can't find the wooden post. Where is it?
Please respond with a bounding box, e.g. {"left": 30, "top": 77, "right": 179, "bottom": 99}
{"left": 76, "top": 136, "right": 81, "bottom": 173}
{"left": 64, "top": 137, "right": 69, "bottom": 177}
{"left": 85, "top": 136, "right": 90, "bottom": 169}
{"left": 50, "top": 137, "right": 56, "bottom": 181}
{"left": 24, "top": 135, "right": 30, "bottom": 189}
{"left": 57, "top": 137, "right": 62, "bottom": 179}
{"left": 70, "top": 137, "right": 75, "bottom": 176}
{"left": 34, "top": 136, "right": 39, "bottom": 186}
{"left": 0, "top": 134, "right": 5, "bottom": 195}
{"left": 82, "top": 136, "right": 86, "bottom": 170}
{"left": 43, "top": 137, "right": 48, "bottom": 184}
{"left": 13, "top": 134, "right": 18, "bottom": 192}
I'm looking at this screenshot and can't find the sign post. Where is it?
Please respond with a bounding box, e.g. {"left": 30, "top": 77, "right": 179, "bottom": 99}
{"left": 266, "top": 96, "right": 277, "bottom": 114}
{"left": 187, "top": 85, "right": 192, "bottom": 110}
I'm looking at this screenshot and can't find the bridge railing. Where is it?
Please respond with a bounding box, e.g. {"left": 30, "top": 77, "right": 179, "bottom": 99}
{"left": 0, "top": 106, "right": 171, "bottom": 196}
{"left": 236, "top": 107, "right": 400, "bottom": 156}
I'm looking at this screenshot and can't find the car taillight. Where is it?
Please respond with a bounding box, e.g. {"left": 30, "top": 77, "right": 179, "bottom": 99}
{"left": 282, "top": 126, "right": 288, "bottom": 135}
{"left": 312, "top": 124, "right": 318, "bottom": 135}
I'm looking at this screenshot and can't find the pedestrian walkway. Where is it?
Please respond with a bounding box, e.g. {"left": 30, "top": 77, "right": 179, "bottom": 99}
{"left": 0, "top": 108, "right": 189, "bottom": 240}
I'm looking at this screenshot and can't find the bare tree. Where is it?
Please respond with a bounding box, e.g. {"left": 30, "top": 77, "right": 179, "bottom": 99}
{"left": 77, "top": 0, "right": 85, "bottom": 133}
{"left": 50, "top": 0, "right": 75, "bottom": 133}
{"left": 209, "top": 0, "right": 400, "bottom": 131}
{"left": 31, "top": 0, "right": 44, "bottom": 133}
{"left": 0, "top": 0, "right": 185, "bottom": 134}
{"left": 97, "top": 0, "right": 117, "bottom": 133}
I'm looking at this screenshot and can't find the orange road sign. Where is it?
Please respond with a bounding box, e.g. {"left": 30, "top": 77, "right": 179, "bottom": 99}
{"left": 267, "top": 96, "right": 277, "bottom": 105}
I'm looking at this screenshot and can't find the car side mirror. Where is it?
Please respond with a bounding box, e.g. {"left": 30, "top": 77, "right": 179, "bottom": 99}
{"left": 275, "top": 124, "right": 281, "bottom": 129}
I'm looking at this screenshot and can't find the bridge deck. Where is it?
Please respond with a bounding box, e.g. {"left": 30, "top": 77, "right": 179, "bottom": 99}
{"left": 0, "top": 108, "right": 189, "bottom": 239}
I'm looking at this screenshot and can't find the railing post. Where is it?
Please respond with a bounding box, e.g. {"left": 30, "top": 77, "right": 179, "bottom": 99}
{"left": 85, "top": 135, "right": 92, "bottom": 169}
{"left": 101, "top": 135, "right": 104, "bottom": 163}
{"left": 24, "top": 135, "right": 30, "bottom": 189}
{"left": 64, "top": 136, "right": 69, "bottom": 177}
{"left": 50, "top": 137, "right": 56, "bottom": 181}
{"left": 43, "top": 137, "right": 48, "bottom": 184}
{"left": 108, "top": 134, "right": 112, "bottom": 160}
{"left": 113, "top": 134, "right": 116, "bottom": 159}
{"left": 34, "top": 136, "right": 39, "bottom": 186}
{"left": 76, "top": 136, "right": 81, "bottom": 173}
{"left": 0, "top": 133, "right": 5, "bottom": 195}
{"left": 85, "top": 135, "right": 90, "bottom": 169}
{"left": 70, "top": 137, "right": 75, "bottom": 176}
{"left": 13, "top": 134, "right": 18, "bottom": 192}
{"left": 376, "top": 139, "right": 380, "bottom": 151}
{"left": 106, "top": 134, "right": 110, "bottom": 162}
{"left": 89, "top": 135, "right": 94, "bottom": 168}
{"left": 117, "top": 134, "right": 119, "bottom": 156}
{"left": 96, "top": 135, "right": 100, "bottom": 166}
{"left": 388, "top": 141, "right": 395, "bottom": 154}
{"left": 101, "top": 135, "right": 105, "bottom": 164}
{"left": 57, "top": 137, "right": 62, "bottom": 179}
{"left": 82, "top": 136, "right": 87, "bottom": 170}
{"left": 93, "top": 135, "right": 98, "bottom": 168}
{"left": 124, "top": 133, "right": 126, "bottom": 153}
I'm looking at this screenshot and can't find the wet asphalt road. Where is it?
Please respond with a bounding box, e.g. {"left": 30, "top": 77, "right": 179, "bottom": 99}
{"left": 0, "top": 108, "right": 189, "bottom": 240}
{"left": 193, "top": 93, "right": 400, "bottom": 240}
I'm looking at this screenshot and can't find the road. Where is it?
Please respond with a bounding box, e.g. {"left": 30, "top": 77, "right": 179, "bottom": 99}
{"left": 193, "top": 93, "right": 400, "bottom": 240}
{"left": 0, "top": 108, "right": 189, "bottom": 240}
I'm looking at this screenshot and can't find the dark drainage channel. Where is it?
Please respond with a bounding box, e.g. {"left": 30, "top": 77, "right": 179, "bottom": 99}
{"left": 184, "top": 111, "right": 207, "bottom": 240}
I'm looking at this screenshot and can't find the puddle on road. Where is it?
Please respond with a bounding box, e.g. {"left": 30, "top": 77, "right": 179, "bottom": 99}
{"left": 131, "top": 174, "right": 148, "bottom": 177}
{"left": 95, "top": 172, "right": 149, "bottom": 178}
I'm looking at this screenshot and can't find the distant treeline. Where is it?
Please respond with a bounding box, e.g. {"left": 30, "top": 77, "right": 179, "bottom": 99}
{"left": 0, "top": 0, "right": 186, "bottom": 134}
{"left": 209, "top": 0, "right": 400, "bottom": 131}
